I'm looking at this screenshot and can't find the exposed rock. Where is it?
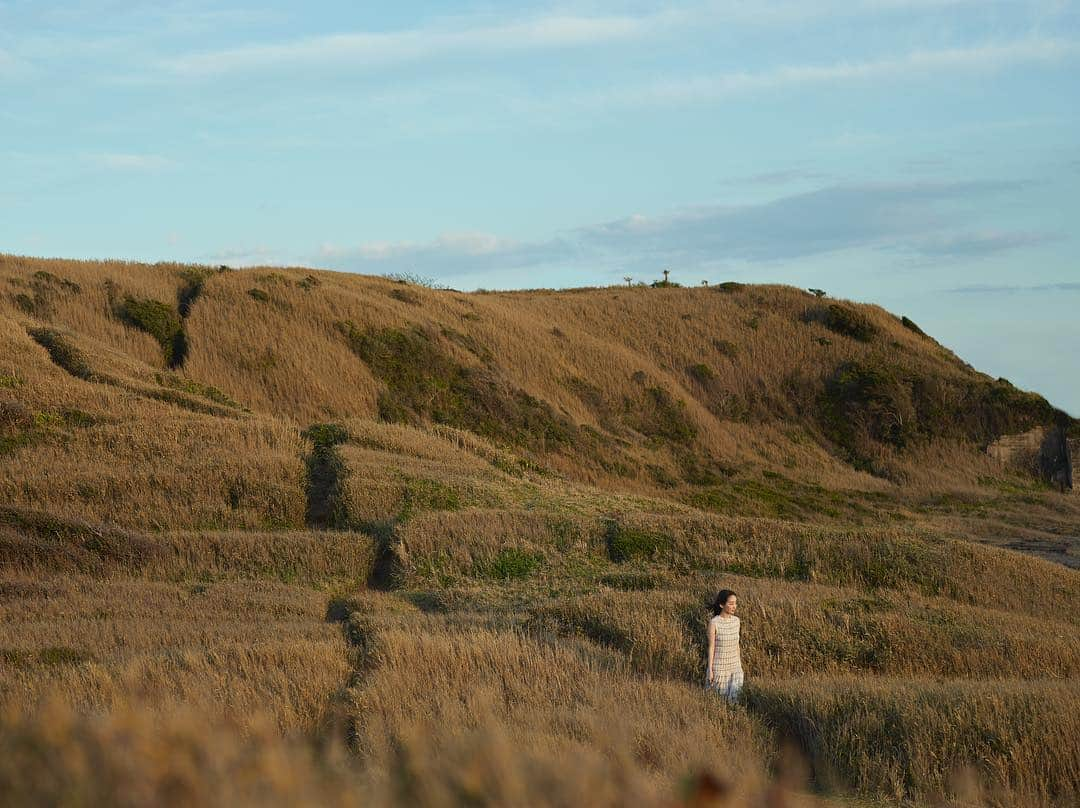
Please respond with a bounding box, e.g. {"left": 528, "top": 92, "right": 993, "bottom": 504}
{"left": 987, "top": 426, "right": 1074, "bottom": 493}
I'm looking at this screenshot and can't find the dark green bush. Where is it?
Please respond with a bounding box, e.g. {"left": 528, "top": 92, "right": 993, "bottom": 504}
{"left": 605, "top": 520, "right": 672, "bottom": 562}
{"left": 337, "top": 321, "right": 577, "bottom": 452}
{"left": 823, "top": 304, "right": 878, "bottom": 342}
{"left": 27, "top": 328, "right": 94, "bottom": 380}
{"left": 646, "top": 464, "right": 679, "bottom": 488}
{"left": 900, "top": 315, "right": 926, "bottom": 336}
{"left": 821, "top": 361, "right": 916, "bottom": 456}
{"left": 712, "top": 339, "right": 738, "bottom": 359}
{"left": 715, "top": 282, "right": 743, "bottom": 293}
{"left": 688, "top": 363, "right": 714, "bottom": 383}
{"left": 154, "top": 373, "right": 243, "bottom": 409}
{"left": 474, "top": 548, "right": 543, "bottom": 580}
{"left": 631, "top": 386, "right": 697, "bottom": 444}
{"left": 302, "top": 423, "right": 350, "bottom": 449}
{"left": 389, "top": 287, "right": 421, "bottom": 306}
{"left": 398, "top": 478, "right": 462, "bottom": 520}
{"left": 247, "top": 288, "right": 270, "bottom": 302}
{"left": 117, "top": 296, "right": 185, "bottom": 366}
{"left": 37, "top": 647, "right": 93, "bottom": 666}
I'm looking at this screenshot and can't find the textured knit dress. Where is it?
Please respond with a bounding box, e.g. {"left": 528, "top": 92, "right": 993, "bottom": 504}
{"left": 707, "top": 614, "right": 744, "bottom": 701}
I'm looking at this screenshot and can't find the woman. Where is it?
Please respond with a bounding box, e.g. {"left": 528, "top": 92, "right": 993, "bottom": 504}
{"left": 706, "top": 589, "right": 744, "bottom": 702}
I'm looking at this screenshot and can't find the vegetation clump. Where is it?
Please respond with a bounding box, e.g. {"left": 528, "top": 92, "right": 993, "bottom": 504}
{"left": 302, "top": 422, "right": 349, "bottom": 448}
{"left": 27, "top": 328, "right": 94, "bottom": 380}
{"left": 154, "top": 373, "right": 243, "bottom": 409}
{"left": 900, "top": 315, "right": 926, "bottom": 336}
{"left": 712, "top": 339, "right": 738, "bottom": 359}
{"left": 247, "top": 288, "right": 270, "bottom": 303}
{"left": 336, "top": 321, "right": 577, "bottom": 453}
{"left": 821, "top": 361, "right": 916, "bottom": 462}
{"left": 388, "top": 287, "right": 421, "bottom": 306}
{"left": 474, "top": 548, "right": 543, "bottom": 580}
{"left": 117, "top": 296, "right": 186, "bottom": 367}
{"left": 687, "top": 363, "right": 714, "bottom": 384}
{"left": 804, "top": 303, "right": 879, "bottom": 342}
{"left": 605, "top": 520, "right": 673, "bottom": 562}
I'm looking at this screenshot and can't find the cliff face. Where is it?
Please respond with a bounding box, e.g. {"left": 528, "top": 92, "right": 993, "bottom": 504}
{"left": 1069, "top": 437, "right": 1080, "bottom": 493}
{"left": 987, "top": 426, "right": 1075, "bottom": 493}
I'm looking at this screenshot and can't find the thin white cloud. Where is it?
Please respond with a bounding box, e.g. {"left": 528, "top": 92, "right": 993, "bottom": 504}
{"left": 947, "top": 281, "right": 1080, "bottom": 293}
{"left": 581, "top": 38, "right": 1080, "bottom": 107}
{"left": 316, "top": 179, "right": 1047, "bottom": 280}
{"left": 91, "top": 153, "right": 174, "bottom": 171}
{"left": 159, "top": 11, "right": 681, "bottom": 77}
{"left": 201, "top": 245, "right": 284, "bottom": 267}
{"left": 0, "top": 46, "right": 33, "bottom": 79}
{"left": 318, "top": 231, "right": 576, "bottom": 275}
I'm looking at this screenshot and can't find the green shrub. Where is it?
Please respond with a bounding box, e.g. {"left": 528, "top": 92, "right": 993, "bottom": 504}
{"left": 821, "top": 361, "right": 916, "bottom": 458}
{"left": 27, "top": 328, "right": 94, "bottom": 380}
{"left": 900, "top": 315, "right": 925, "bottom": 336}
{"left": 646, "top": 464, "right": 679, "bottom": 488}
{"left": 605, "top": 520, "right": 672, "bottom": 562}
{"left": 803, "top": 303, "right": 879, "bottom": 342}
{"left": 337, "top": 321, "right": 577, "bottom": 452}
{"left": 389, "top": 287, "right": 421, "bottom": 306}
{"left": 712, "top": 339, "right": 738, "bottom": 359}
{"left": 474, "top": 548, "right": 543, "bottom": 580}
{"left": 37, "top": 647, "right": 93, "bottom": 666}
{"left": 631, "top": 386, "right": 697, "bottom": 444}
{"left": 118, "top": 296, "right": 185, "bottom": 366}
{"left": 302, "top": 423, "right": 349, "bottom": 449}
{"left": 247, "top": 288, "right": 270, "bottom": 302}
{"left": 715, "top": 282, "right": 743, "bottom": 293}
{"left": 687, "top": 363, "right": 714, "bottom": 383}
{"left": 154, "top": 373, "right": 243, "bottom": 409}
{"left": 399, "top": 478, "right": 462, "bottom": 519}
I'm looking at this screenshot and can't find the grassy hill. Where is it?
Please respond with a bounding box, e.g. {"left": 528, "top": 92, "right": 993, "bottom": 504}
{"left": 1, "top": 253, "right": 1078, "bottom": 807}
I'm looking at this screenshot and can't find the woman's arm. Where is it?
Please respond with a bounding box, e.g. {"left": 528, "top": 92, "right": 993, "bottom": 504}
{"left": 705, "top": 619, "right": 715, "bottom": 684}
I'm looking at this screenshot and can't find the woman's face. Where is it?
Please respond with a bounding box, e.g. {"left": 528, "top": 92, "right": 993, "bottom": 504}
{"left": 723, "top": 595, "right": 737, "bottom": 615}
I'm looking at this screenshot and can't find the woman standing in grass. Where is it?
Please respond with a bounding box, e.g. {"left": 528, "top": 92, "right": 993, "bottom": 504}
{"left": 706, "top": 589, "right": 744, "bottom": 701}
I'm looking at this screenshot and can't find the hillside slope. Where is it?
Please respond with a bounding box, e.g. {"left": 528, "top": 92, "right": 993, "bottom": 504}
{"left": 2, "top": 253, "right": 1080, "bottom": 806}
{"left": 2, "top": 253, "right": 1077, "bottom": 561}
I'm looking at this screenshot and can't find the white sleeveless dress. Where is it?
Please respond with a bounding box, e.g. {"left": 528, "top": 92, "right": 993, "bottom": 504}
{"left": 708, "top": 614, "right": 744, "bottom": 700}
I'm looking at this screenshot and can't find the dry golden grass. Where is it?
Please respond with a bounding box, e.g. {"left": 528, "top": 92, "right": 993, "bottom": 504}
{"left": 0, "top": 572, "right": 349, "bottom": 733}
{"left": 3, "top": 254, "right": 1079, "bottom": 807}
{"left": 394, "top": 508, "right": 1079, "bottom": 624}
{"left": 745, "top": 676, "right": 1080, "bottom": 806}
{"left": 528, "top": 579, "right": 1080, "bottom": 682}
{"left": 343, "top": 595, "right": 771, "bottom": 805}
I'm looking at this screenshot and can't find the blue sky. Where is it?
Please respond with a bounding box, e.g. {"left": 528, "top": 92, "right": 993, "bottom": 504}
{"left": 2, "top": 1, "right": 1078, "bottom": 413}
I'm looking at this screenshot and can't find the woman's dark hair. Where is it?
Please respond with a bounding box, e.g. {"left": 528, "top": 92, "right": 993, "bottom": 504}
{"left": 712, "top": 589, "right": 736, "bottom": 617}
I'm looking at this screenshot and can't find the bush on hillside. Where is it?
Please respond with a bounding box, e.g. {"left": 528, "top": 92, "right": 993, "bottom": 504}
{"left": 336, "top": 321, "right": 577, "bottom": 453}
{"left": 803, "top": 303, "right": 878, "bottom": 342}
{"left": 117, "top": 296, "right": 185, "bottom": 366}
{"left": 605, "top": 520, "right": 673, "bottom": 562}
{"left": 821, "top": 362, "right": 917, "bottom": 456}
{"left": 900, "top": 315, "right": 926, "bottom": 336}
{"left": 27, "top": 328, "right": 94, "bottom": 380}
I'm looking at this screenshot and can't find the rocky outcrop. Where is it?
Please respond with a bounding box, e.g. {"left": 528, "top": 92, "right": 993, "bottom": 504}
{"left": 1069, "top": 437, "right": 1079, "bottom": 493}
{"left": 987, "top": 426, "right": 1074, "bottom": 493}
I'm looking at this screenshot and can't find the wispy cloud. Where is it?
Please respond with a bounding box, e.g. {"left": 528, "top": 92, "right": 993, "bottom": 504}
{"left": 910, "top": 229, "right": 1063, "bottom": 258}
{"left": 201, "top": 245, "right": 284, "bottom": 267}
{"left": 317, "top": 231, "right": 577, "bottom": 276}
{"left": 159, "top": 11, "right": 681, "bottom": 77}
{"left": 317, "top": 179, "right": 1044, "bottom": 281}
{"left": 947, "top": 281, "right": 1080, "bottom": 294}
{"left": 91, "top": 153, "right": 175, "bottom": 172}
{"left": 0, "top": 46, "right": 33, "bottom": 79}
{"left": 580, "top": 38, "right": 1080, "bottom": 107}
